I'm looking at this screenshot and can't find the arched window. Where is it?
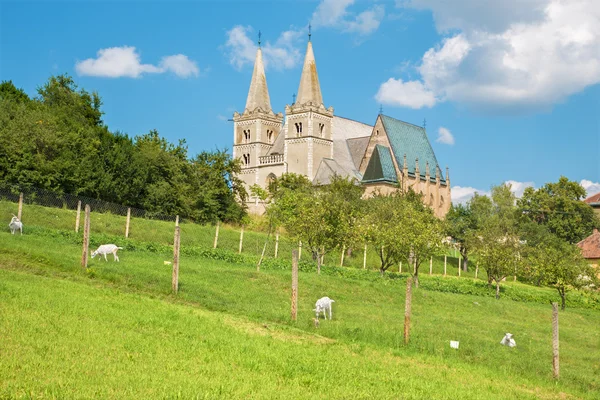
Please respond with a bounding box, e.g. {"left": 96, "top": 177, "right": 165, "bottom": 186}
{"left": 267, "top": 130, "right": 273, "bottom": 143}
{"left": 266, "top": 173, "right": 276, "bottom": 187}
{"left": 319, "top": 123, "right": 324, "bottom": 137}
{"left": 243, "top": 130, "right": 251, "bottom": 143}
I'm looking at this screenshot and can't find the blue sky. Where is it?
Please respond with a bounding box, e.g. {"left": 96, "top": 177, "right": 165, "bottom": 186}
{"left": 1, "top": 0, "right": 599, "bottom": 203}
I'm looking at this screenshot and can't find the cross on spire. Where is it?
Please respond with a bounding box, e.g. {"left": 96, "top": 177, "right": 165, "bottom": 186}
{"left": 292, "top": 93, "right": 296, "bottom": 104}
{"left": 308, "top": 24, "right": 312, "bottom": 41}
{"left": 379, "top": 104, "right": 383, "bottom": 115}
{"left": 258, "top": 30, "right": 261, "bottom": 47}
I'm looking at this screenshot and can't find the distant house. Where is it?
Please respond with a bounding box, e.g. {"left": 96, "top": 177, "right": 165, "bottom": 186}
{"left": 584, "top": 192, "right": 600, "bottom": 218}
{"left": 577, "top": 228, "right": 600, "bottom": 276}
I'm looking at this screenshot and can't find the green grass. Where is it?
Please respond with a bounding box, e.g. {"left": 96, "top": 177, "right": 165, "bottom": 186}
{"left": 1, "top": 230, "right": 600, "bottom": 398}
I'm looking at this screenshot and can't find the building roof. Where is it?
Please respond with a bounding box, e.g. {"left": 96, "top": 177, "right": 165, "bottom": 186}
{"left": 362, "top": 144, "right": 398, "bottom": 183}
{"left": 585, "top": 192, "right": 600, "bottom": 206}
{"left": 296, "top": 41, "right": 323, "bottom": 106}
{"left": 577, "top": 229, "right": 600, "bottom": 259}
{"left": 347, "top": 136, "right": 370, "bottom": 170}
{"left": 380, "top": 114, "right": 446, "bottom": 183}
{"left": 244, "top": 48, "right": 272, "bottom": 113}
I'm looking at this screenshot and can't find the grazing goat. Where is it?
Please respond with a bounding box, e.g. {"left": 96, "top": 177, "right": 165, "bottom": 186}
{"left": 8, "top": 216, "right": 23, "bottom": 235}
{"left": 314, "top": 296, "right": 335, "bottom": 320}
{"left": 91, "top": 244, "right": 123, "bottom": 262}
{"left": 500, "top": 333, "right": 516, "bottom": 347}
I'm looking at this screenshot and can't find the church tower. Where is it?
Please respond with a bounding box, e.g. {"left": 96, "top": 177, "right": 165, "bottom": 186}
{"left": 233, "top": 38, "right": 283, "bottom": 188}
{"left": 284, "top": 33, "right": 334, "bottom": 181}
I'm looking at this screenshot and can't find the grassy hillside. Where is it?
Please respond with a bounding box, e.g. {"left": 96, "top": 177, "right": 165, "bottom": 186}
{"left": 1, "top": 228, "right": 599, "bottom": 398}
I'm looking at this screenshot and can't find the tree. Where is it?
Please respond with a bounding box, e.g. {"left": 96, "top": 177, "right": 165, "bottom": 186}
{"left": 471, "top": 184, "right": 523, "bottom": 298}
{"left": 518, "top": 177, "right": 599, "bottom": 244}
{"left": 358, "top": 190, "right": 443, "bottom": 286}
{"left": 522, "top": 228, "right": 597, "bottom": 310}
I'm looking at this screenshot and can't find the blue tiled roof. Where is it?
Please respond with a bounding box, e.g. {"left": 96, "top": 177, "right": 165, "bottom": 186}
{"left": 380, "top": 115, "right": 445, "bottom": 183}
{"left": 362, "top": 144, "right": 398, "bottom": 183}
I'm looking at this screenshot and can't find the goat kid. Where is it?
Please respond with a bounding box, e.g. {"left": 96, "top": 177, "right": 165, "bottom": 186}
{"left": 91, "top": 244, "right": 123, "bottom": 262}
{"left": 8, "top": 216, "right": 23, "bottom": 235}
{"left": 314, "top": 296, "right": 335, "bottom": 320}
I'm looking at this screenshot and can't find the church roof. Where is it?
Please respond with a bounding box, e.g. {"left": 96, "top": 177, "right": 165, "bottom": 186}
{"left": 577, "top": 229, "right": 600, "bottom": 259}
{"left": 268, "top": 125, "right": 285, "bottom": 154}
{"left": 347, "top": 136, "right": 371, "bottom": 170}
{"left": 380, "top": 114, "right": 446, "bottom": 183}
{"left": 362, "top": 144, "right": 398, "bottom": 184}
{"left": 296, "top": 41, "right": 323, "bottom": 106}
{"left": 245, "top": 47, "right": 272, "bottom": 113}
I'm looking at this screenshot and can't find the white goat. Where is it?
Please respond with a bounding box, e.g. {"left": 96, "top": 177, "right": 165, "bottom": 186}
{"left": 91, "top": 244, "right": 123, "bottom": 262}
{"left": 500, "top": 333, "right": 516, "bottom": 347}
{"left": 314, "top": 296, "right": 335, "bottom": 320}
{"left": 8, "top": 216, "right": 23, "bottom": 235}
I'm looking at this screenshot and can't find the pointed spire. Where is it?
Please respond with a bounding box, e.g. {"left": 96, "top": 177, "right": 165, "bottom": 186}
{"left": 415, "top": 158, "right": 420, "bottom": 176}
{"left": 446, "top": 167, "right": 450, "bottom": 183}
{"left": 425, "top": 161, "right": 430, "bottom": 176}
{"left": 244, "top": 46, "right": 272, "bottom": 113}
{"left": 295, "top": 41, "right": 323, "bottom": 106}
{"left": 436, "top": 166, "right": 441, "bottom": 182}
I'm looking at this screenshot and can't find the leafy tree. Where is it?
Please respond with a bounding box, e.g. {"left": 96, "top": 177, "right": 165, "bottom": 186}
{"left": 358, "top": 190, "right": 443, "bottom": 286}
{"left": 518, "top": 177, "right": 598, "bottom": 243}
{"left": 523, "top": 229, "right": 597, "bottom": 310}
{"left": 471, "top": 184, "right": 523, "bottom": 298}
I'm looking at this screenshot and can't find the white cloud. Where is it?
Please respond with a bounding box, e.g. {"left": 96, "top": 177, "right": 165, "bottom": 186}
{"left": 224, "top": 25, "right": 302, "bottom": 71}
{"left": 451, "top": 186, "right": 489, "bottom": 204}
{"left": 436, "top": 126, "right": 454, "bottom": 145}
{"left": 505, "top": 180, "right": 535, "bottom": 198}
{"left": 581, "top": 179, "right": 600, "bottom": 197}
{"left": 375, "top": 78, "right": 436, "bottom": 108}
{"left": 312, "top": 0, "right": 385, "bottom": 36}
{"left": 381, "top": 0, "right": 600, "bottom": 112}
{"left": 75, "top": 46, "right": 199, "bottom": 78}
{"left": 451, "top": 180, "right": 534, "bottom": 204}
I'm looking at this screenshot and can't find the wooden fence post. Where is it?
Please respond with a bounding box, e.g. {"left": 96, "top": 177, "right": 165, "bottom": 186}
{"left": 17, "top": 192, "right": 23, "bottom": 220}
{"left": 81, "top": 205, "right": 91, "bottom": 269}
{"left": 298, "top": 241, "right": 302, "bottom": 260}
{"left": 363, "top": 244, "right": 367, "bottom": 269}
{"left": 458, "top": 255, "right": 461, "bottom": 277}
{"left": 239, "top": 226, "right": 244, "bottom": 254}
{"left": 399, "top": 262, "right": 402, "bottom": 273}
{"left": 429, "top": 257, "right": 433, "bottom": 275}
{"left": 404, "top": 276, "right": 413, "bottom": 345}
{"left": 213, "top": 221, "right": 220, "bottom": 249}
{"left": 274, "top": 230, "right": 280, "bottom": 258}
{"left": 175, "top": 215, "right": 179, "bottom": 227}
{"left": 125, "top": 207, "right": 131, "bottom": 238}
{"left": 552, "top": 302, "right": 559, "bottom": 379}
{"left": 172, "top": 226, "right": 181, "bottom": 294}
{"left": 340, "top": 244, "right": 346, "bottom": 266}
{"left": 444, "top": 255, "right": 447, "bottom": 276}
{"left": 291, "top": 249, "right": 299, "bottom": 321}
{"left": 75, "top": 200, "right": 82, "bottom": 233}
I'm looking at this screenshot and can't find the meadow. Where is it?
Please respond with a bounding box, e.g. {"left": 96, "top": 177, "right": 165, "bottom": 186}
{"left": 1, "top": 200, "right": 600, "bottom": 398}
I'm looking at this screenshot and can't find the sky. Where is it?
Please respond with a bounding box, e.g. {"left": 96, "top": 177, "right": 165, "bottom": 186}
{"left": 1, "top": 0, "right": 599, "bottom": 204}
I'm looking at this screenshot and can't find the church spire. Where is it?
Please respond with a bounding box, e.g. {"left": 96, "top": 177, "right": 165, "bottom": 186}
{"left": 295, "top": 40, "right": 323, "bottom": 106}
{"left": 244, "top": 44, "right": 272, "bottom": 113}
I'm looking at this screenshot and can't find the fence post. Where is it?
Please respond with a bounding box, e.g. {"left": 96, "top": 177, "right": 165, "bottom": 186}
{"left": 404, "top": 276, "right": 413, "bottom": 345}
{"left": 213, "top": 221, "right": 220, "bottom": 249}
{"left": 125, "top": 207, "right": 131, "bottom": 238}
{"left": 298, "top": 241, "right": 302, "bottom": 260}
{"left": 340, "top": 244, "right": 346, "bottom": 266}
{"left": 175, "top": 215, "right": 179, "bottom": 227}
{"left": 75, "top": 200, "right": 82, "bottom": 233}
{"left": 399, "top": 261, "right": 402, "bottom": 273}
{"left": 238, "top": 226, "right": 244, "bottom": 254}
{"left": 172, "top": 226, "right": 181, "bottom": 294}
{"left": 17, "top": 192, "right": 23, "bottom": 220}
{"left": 363, "top": 243, "right": 367, "bottom": 269}
{"left": 444, "top": 255, "right": 447, "bottom": 276}
{"left": 291, "top": 249, "right": 299, "bottom": 321}
{"left": 274, "top": 230, "right": 280, "bottom": 258}
{"left": 429, "top": 257, "right": 433, "bottom": 275}
{"left": 458, "top": 255, "right": 461, "bottom": 277}
{"left": 552, "top": 302, "right": 559, "bottom": 379}
{"left": 81, "top": 205, "right": 91, "bottom": 270}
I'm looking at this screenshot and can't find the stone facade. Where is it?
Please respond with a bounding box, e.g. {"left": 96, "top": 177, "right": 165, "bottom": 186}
{"left": 233, "top": 38, "right": 451, "bottom": 218}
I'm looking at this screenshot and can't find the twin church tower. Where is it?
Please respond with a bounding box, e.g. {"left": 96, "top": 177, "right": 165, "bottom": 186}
{"left": 232, "top": 33, "right": 451, "bottom": 217}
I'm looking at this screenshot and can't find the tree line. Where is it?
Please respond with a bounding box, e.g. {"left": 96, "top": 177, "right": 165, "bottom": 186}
{"left": 262, "top": 174, "right": 599, "bottom": 309}
{"left": 0, "top": 75, "right": 247, "bottom": 223}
